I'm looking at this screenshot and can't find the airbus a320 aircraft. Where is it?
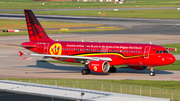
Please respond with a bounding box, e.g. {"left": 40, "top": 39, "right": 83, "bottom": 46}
{"left": 19, "top": 10, "right": 175, "bottom": 76}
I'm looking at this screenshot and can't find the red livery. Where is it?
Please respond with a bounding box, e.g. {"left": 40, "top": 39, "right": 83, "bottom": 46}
{"left": 20, "top": 10, "right": 176, "bottom": 76}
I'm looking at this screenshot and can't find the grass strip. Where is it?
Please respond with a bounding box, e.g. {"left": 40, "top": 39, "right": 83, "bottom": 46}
{"left": 0, "top": 0, "right": 180, "bottom": 10}
{"left": 3, "top": 78, "right": 180, "bottom": 90}
{"left": 0, "top": 27, "right": 127, "bottom": 36}
{"left": 161, "top": 43, "right": 180, "bottom": 55}
{"left": 2, "top": 9, "right": 180, "bottom": 19}
{"left": 3, "top": 79, "right": 180, "bottom": 100}
{"left": 3, "top": 78, "right": 180, "bottom": 100}
{"left": 0, "top": 19, "right": 127, "bottom": 36}
{"left": 0, "top": 19, "right": 101, "bottom": 30}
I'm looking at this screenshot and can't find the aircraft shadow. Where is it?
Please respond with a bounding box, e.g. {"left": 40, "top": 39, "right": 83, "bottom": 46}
{"left": 116, "top": 68, "right": 173, "bottom": 74}
{"left": 25, "top": 60, "right": 110, "bottom": 75}
{"left": 26, "top": 60, "right": 83, "bottom": 73}
{"left": 24, "top": 60, "right": 173, "bottom": 75}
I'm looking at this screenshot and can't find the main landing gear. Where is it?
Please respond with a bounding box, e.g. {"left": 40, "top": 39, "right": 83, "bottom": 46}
{"left": 149, "top": 66, "right": 155, "bottom": 76}
{"left": 82, "top": 69, "right": 91, "bottom": 75}
{"left": 108, "top": 66, "right": 116, "bottom": 73}
{"left": 81, "top": 66, "right": 117, "bottom": 75}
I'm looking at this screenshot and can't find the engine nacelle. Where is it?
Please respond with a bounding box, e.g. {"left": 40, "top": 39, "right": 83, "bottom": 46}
{"left": 129, "top": 66, "right": 148, "bottom": 70}
{"left": 89, "top": 61, "right": 110, "bottom": 73}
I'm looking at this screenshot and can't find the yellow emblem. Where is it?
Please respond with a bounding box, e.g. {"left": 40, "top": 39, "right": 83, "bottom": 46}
{"left": 94, "top": 66, "right": 97, "bottom": 71}
{"left": 49, "top": 43, "right": 62, "bottom": 55}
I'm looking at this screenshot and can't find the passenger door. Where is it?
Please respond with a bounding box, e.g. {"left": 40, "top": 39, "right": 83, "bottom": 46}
{"left": 144, "top": 46, "right": 151, "bottom": 58}
{"left": 44, "top": 43, "right": 49, "bottom": 54}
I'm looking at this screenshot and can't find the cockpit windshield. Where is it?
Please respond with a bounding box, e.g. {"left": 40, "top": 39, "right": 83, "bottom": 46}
{"left": 156, "top": 50, "right": 168, "bottom": 54}
{"left": 163, "top": 50, "right": 169, "bottom": 53}
{"left": 156, "top": 50, "right": 159, "bottom": 54}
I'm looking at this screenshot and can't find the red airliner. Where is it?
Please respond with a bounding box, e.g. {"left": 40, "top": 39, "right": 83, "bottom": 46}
{"left": 19, "top": 10, "right": 175, "bottom": 76}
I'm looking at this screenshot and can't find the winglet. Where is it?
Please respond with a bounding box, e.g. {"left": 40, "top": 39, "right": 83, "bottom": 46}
{"left": 19, "top": 51, "right": 24, "bottom": 57}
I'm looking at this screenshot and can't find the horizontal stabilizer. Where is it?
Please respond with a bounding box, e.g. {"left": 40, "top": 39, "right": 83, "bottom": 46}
{"left": 18, "top": 51, "right": 31, "bottom": 57}
{"left": 5, "top": 44, "right": 37, "bottom": 48}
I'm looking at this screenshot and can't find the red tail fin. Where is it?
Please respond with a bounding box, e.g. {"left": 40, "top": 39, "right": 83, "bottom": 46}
{"left": 24, "top": 10, "right": 53, "bottom": 42}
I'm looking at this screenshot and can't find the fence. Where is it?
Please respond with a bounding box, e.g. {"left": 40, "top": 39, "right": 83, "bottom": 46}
{"left": 5, "top": 79, "right": 180, "bottom": 101}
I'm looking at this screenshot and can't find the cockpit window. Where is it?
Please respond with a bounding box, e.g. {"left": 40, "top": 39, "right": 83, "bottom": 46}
{"left": 156, "top": 50, "right": 169, "bottom": 54}
{"left": 156, "top": 50, "right": 159, "bottom": 54}
{"left": 163, "top": 50, "right": 168, "bottom": 53}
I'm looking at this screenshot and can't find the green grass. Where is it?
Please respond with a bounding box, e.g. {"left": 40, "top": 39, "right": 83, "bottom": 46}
{"left": 161, "top": 43, "right": 180, "bottom": 54}
{"left": 0, "top": 19, "right": 100, "bottom": 30}
{"left": 0, "top": 0, "right": 179, "bottom": 10}
{"left": 3, "top": 79, "right": 180, "bottom": 100}
{"left": 0, "top": 28, "right": 126, "bottom": 36}
{"left": 3, "top": 78, "right": 180, "bottom": 100}
{"left": 33, "top": 9, "right": 180, "bottom": 19}
{"left": 2, "top": 9, "right": 180, "bottom": 19}
{"left": 0, "top": 19, "right": 110, "bottom": 36}
{"left": 3, "top": 78, "right": 180, "bottom": 90}
{"left": 155, "top": 60, "right": 180, "bottom": 71}
{"left": 0, "top": 19, "right": 127, "bottom": 36}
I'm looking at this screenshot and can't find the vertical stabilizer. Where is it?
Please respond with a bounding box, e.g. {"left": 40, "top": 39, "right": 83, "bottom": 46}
{"left": 24, "top": 10, "right": 53, "bottom": 42}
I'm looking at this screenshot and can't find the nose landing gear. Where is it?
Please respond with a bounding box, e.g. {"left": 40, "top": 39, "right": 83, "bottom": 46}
{"left": 149, "top": 66, "right": 155, "bottom": 76}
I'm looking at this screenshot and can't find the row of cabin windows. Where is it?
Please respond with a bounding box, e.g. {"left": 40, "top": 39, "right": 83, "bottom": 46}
{"left": 52, "top": 48, "right": 142, "bottom": 53}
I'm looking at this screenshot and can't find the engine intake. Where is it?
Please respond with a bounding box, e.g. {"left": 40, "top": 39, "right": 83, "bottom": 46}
{"left": 89, "top": 61, "right": 110, "bottom": 73}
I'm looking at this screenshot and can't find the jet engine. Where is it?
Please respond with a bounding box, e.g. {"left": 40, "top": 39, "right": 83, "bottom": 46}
{"left": 88, "top": 61, "right": 110, "bottom": 73}
{"left": 128, "top": 66, "right": 148, "bottom": 70}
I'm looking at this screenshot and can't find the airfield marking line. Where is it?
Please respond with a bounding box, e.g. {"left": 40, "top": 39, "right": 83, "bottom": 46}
{"left": 156, "top": 24, "right": 177, "bottom": 31}
{"left": 0, "top": 45, "right": 23, "bottom": 49}
{"left": 0, "top": 56, "right": 7, "bottom": 57}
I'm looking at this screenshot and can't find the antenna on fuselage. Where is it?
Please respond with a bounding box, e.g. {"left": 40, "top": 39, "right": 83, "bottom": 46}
{"left": 82, "top": 39, "right": 84, "bottom": 42}
{"left": 150, "top": 41, "right": 152, "bottom": 45}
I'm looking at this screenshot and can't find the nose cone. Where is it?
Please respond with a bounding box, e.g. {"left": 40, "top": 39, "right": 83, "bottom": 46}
{"left": 170, "top": 55, "right": 176, "bottom": 64}
{"left": 165, "top": 54, "right": 176, "bottom": 65}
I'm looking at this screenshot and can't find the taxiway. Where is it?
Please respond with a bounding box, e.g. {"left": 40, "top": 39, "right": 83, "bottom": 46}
{"left": 0, "top": 13, "right": 180, "bottom": 80}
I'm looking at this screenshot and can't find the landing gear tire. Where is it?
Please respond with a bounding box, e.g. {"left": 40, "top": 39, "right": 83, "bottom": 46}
{"left": 149, "top": 66, "right": 155, "bottom": 76}
{"left": 150, "top": 72, "right": 155, "bottom": 76}
{"left": 108, "top": 66, "right": 116, "bottom": 73}
{"left": 82, "top": 69, "right": 91, "bottom": 75}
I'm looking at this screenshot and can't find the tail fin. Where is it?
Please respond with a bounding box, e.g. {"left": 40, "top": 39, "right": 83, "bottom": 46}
{"left": 24, "top": 9, "right": 53, "bottom": 42}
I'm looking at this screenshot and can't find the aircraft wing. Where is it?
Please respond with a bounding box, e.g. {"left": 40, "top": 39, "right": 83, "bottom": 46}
{"left": 31, "top": 54, "right": 112, "bottom": 61}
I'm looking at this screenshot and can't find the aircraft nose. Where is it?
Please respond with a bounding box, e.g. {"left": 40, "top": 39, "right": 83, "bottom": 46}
{"left": 170, "top": 55, "right": 176, "bottom": 63}
{"left": 165, "top": 54, "right": 176, "bottom": 65}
